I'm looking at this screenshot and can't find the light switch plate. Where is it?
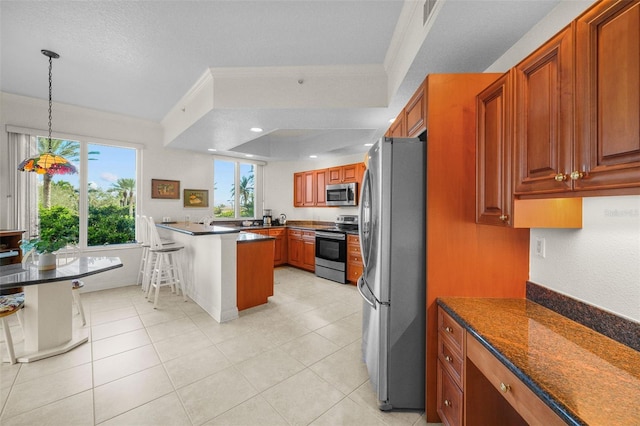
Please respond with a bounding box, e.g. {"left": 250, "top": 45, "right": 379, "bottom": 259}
{"left": 535, "top": 237, "right": 546, "bottom": 258}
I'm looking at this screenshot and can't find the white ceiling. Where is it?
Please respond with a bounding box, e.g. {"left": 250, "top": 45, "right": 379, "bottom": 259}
{"left": 1, "top": 0, "right": 561, "bottom": 162}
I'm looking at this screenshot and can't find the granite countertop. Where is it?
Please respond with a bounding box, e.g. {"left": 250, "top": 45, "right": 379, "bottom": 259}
{"left": 156, "top": 222, "right": 240, "bottom": 236}
{"left": 437, "top": 297, "right": 640, "bottom": 425}
{"left": 237, "top": 232, "right": 275, "bottom": 243}
{"left": 0, "top": 256, "right": 123, "bottom": 290}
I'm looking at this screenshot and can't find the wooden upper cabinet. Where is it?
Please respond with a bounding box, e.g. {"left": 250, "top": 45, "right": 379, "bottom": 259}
{"left": 303, "top": 171, "right": 315, "bottom": 206}
{"left": 514, "top": 24, "right": 574, "bottom": 195}
{"left": 328, "top": 163, "right": 363, "bottom": 184}
{"left": 574, "top": 0, "right": 640, "bottom": 191}
{"left": 477, "top": 72, "right": 514, "bottom": 226}
{"left": 315, "top": 169, "right": 327, "bottom": 206}
{"left": 293, "top": 172, "right": 304, "bottom": 207}
{"left": 387, "top": 110, "right": 406, "bottom": 138}
{"left": 406, "top": 81, "right": 427, "bottom": 137}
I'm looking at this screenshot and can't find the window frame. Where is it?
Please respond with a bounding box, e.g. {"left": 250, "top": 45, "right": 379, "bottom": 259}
{"left": 212, "top": 156, "right": 263, "bottom": 221}
{"left": 9, "top": 126, "right": 142, "bottom": 251}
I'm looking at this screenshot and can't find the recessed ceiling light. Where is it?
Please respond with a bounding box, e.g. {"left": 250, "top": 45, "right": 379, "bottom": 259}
{"left": 207, "top": 148, "right": 217, "bottom": 152}
{"left": 309, "top": 155, "right": 318, "bottom": 158}
{"left": 245, "top": 154, "right": 254, "bottom": 157}
{"left": 250, "top": 127, "right": 263, "bottom": 133}
{"left": 364, "top": 143, "right": 373, "bottom": 147}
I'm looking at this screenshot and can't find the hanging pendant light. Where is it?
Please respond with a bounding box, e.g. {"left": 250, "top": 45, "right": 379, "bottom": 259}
{"left": 18, "top": 50, "right": 77, "bottom": 175}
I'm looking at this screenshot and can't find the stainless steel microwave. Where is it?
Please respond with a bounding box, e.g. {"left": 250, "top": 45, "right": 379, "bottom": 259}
{"left": 326, "top": 183, "right": 357, "bottom": 206}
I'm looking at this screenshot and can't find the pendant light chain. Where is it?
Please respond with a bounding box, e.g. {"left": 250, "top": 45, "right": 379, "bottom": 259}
{"left": 47, "top": 53, "right": 53, "bottom": 151}
{"left": 18, "top": 49, "right": 77, "bottom": 175}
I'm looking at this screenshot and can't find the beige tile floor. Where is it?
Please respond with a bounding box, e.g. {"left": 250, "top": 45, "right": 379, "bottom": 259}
{"left": 0, "top": 267, "right": 434, "bottom": 425}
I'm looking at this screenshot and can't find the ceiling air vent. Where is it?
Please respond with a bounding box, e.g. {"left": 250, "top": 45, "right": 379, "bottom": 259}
{"left": 423, "top": 0, "right": 437, "bottom": 25}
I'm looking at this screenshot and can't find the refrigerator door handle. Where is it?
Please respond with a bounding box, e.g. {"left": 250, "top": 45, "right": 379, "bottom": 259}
{"left": 358, "top": 168, "right": 371, "bottom": 268}
{"left": 357, "top": 276, "right": 376, "bottom": 309}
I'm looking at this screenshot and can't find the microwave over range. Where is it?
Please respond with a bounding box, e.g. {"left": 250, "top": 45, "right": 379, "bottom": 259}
{"left": 326, "top": 182, "right": 357, "bottom": 206}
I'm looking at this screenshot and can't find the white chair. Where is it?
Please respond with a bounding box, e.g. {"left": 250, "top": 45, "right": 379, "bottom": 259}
{"left": 0, "top": 291, "right": 24, "bottom": 364}
{"left": 146, "top": 217, "right": 187, "bottom": 309}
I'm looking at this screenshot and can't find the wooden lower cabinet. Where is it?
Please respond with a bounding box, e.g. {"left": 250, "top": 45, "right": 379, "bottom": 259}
{"left": 237, "top": 239, "right": 274, "bottom": 310}
{"left": 269, "top": 228, "right": 287, "bottom": 266}
{"left": 301, "top": 231, "right": 315, "bottom": 272}
{"left": 437, "top": 307, "right": 465, "bottom": 426}
{"left": 346, "top": 234, "right": 363, "bottom": 284}
{"left": 287, "top": 229, "right": 315, "bottom": 272}
{"left": 437, "top": 306, "right": 564, "bottom": 426}
{"left": 248, "top": 228, "right": 287, "bottom": 266}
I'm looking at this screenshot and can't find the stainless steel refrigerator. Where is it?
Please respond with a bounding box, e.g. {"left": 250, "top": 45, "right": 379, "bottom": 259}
{"left": 357, "top": 137, "right": 425, "bottom": 410}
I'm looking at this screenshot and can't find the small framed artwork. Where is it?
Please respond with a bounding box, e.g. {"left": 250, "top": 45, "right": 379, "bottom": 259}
{"left": 151, "top": 179, "right": 180, "bottom": 199}
{"left": 184, "top": 189, "right": 209, "bottom": 207}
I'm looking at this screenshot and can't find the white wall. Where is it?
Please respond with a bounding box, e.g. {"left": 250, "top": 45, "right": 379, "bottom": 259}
{"left": 263, "top": 153, "right": 364, "bottom": 222}
{"left": 485, "top": 0, "right": 640, "bottom": 322}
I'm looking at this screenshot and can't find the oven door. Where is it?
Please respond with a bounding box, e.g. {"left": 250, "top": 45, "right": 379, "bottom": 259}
{"left": 315, "top": 231, "right": 347, "bottom": 270}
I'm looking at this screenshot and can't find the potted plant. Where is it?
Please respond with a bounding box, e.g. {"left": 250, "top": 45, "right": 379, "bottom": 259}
{"left": 20, "top": 234, "right": 75, "bottom": 271}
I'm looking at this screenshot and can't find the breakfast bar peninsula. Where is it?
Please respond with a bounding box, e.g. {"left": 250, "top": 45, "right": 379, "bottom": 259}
{"left": 156, "top": 222, "right": 274, "bottom": 323}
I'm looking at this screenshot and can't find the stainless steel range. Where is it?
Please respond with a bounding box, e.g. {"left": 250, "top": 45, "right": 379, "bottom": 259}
{"left": 315, "top": 215, "right": 358, "bottom": 284}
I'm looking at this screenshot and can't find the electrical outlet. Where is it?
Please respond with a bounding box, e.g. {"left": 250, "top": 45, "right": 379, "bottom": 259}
{"left": 535, "top": 237, "right": 546, "bottom": 258}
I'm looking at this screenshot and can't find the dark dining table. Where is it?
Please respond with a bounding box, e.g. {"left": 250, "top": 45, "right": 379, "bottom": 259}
{"left": 0, "top": 256, "right": 122, "bottom": 362}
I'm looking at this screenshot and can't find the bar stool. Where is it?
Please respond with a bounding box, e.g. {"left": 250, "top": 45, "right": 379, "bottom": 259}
{"left": 136, "top": 215, "right": 151, "bottom": 290}
{"left": 146, "top": 217, "right": 187, "bottom": 309}
{"left": 0, "top": 291, "right": 24, "bottom": 364}
{"left": 138, "top": 215, "right": 176, "bottom": 292}
{"left": 71, "top": 280, "right": 86, "bottom": 326}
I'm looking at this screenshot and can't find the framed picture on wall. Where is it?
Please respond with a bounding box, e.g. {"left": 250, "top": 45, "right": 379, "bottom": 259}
{"left": 184, "top": 189, "right": 209, "bottom": 207}
{"left": 151, "top": 179, "right": 180, "bottom": 199}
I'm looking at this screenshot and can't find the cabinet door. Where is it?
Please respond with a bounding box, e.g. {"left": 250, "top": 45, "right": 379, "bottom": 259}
{"left": 302, "top": 232, "right": 316, "bottom": 272}
{"left": 293, "top": 173, "right": 304, "bottom": 207}
{"left": 342, "top": 164, "right": 359, "bottom": 183}
{"left": 476, "top": 72, "right": 513, "bottom": 226}
{"left": 303, "top": 171, "right": 315, "bottom": 206}
{"left": 288, "top": 236, "right": 302, "bottom": 266}
{"left": 406, "top": 81, "right": 426, "bottom": 137}
{"left": 387, "top": 111, "right": 406, "bottom": 138}
{"left": 575, "top": 0, "right": 640, "bottom": 190}
{"left": 270, "top": 228, "right": 287, "bottom": 266}
{"left": 327, "top": 167, "right": 342, "bottom": 184}
{"left": 315, "top": 169, "right": 327, "bottom": 206}
{"left": 514, "top": 25, "right": 574, "bottom": 195}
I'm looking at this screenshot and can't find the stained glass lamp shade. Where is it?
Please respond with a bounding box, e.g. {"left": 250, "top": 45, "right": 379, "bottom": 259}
{"left": 18, "top": 50, "right": 77, "bottom": 175}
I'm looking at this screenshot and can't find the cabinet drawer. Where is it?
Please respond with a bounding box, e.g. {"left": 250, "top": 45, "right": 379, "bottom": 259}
{"left": 269, "top": 228, "right": 286, "bottom": 237}
{"left": 347, "top": 234, "right": 360, "bottom": 245}
{"left": 302, "top": 231, "right": 315, "bottom": 240}
{"left": 288, "top": 229, "right": 302, "bottom": 238}
{"left": 347, "top": 262, "right": 363, "bottom": 282}
{"left": 347, "top": 253, "right": 362, "bottom": 264}
{"left": 438, "top": 307, "right": 464, "bottom": 353}
{"left": 437, "top": 360, "right": 463, "bottom": 426}
{"left": 438, "top": 332, "right": 464, "bottom": 388}
{"left": 466, "top": 336, "right": 565, "bottom": 426}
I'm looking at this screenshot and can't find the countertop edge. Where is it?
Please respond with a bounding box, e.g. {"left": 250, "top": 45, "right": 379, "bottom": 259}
{"left": 437, "top": 299, "right": 584, "bottom": 426}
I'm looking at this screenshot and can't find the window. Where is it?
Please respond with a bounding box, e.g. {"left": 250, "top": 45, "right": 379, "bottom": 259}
{"left": 17, "top": 134, "right": 138, "bottom": 248}
{"left": 213, "top": 159, "right": 258, "bottom": 219}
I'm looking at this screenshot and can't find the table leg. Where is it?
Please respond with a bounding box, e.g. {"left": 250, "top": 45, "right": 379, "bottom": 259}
{"left": 17, "top": 281, "right": 88, "bottom": 362}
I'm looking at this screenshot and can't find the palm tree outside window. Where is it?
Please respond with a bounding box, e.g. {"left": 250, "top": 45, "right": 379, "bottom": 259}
{"left": 18, "top": 135, "right": 138, "bottom": 248}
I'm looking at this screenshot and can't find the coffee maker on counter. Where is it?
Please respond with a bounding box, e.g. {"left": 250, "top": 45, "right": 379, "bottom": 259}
{"left": 263, "top": 209, "right": 272, "bottom": 226}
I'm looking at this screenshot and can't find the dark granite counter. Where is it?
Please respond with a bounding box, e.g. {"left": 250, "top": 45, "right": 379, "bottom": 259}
{"left": 438, "top": 297, "right": 640, "bottom": 426}
{"left": 156, "top": 222, "right": 240, "bottom": 236}
{"left": 0, "top": 256, "right": 123, "bottom": 290}
{"left": 237, "top": 232, "right": 275, "bottom": 243}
